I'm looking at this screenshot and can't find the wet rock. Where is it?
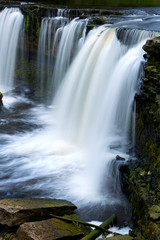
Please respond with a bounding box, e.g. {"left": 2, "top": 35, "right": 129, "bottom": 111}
{"left": 16, "top": 215, "right": 89, "bottom": 240}
{"left": 0, "top": 198, "right": 76, "bottom": 227}
{"left": 149, "top": 205, "right": 160, "bottom": 220}
{"left": 116, "top": 155, "right": 125, "bottom": 161}
{"left": 88, "top": 16, "right": 106, "bottom": 25}
{"left": 143, "top": 36, "right": 160, "bottom": 59}
{"left": 0, "top": 92, "right": 3, "bottom": 106}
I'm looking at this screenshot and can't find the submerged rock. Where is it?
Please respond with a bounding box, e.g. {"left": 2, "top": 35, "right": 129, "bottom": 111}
{"left": 0, "top": 198, "right": 76, "bottom": 227}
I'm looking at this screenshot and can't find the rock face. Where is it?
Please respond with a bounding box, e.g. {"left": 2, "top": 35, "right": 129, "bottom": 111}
{"left": 0, "top": 198, "right": 90, "bottom": 239}
{"left": 0, "top": 198, "right": 76, "bottom": 226}
{"left": 136, "top": 36, "right": 160, "bottom": 172}
{"left": 121, "top": 36, "right": 160, "bottom": 240}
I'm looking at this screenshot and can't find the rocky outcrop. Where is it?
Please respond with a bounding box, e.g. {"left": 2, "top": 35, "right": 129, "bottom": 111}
{"left": 136, "top": 36, "right": 160, "bottom": 171}
{"left": 0, "top": 198, "right": 90, "bottom": 240}
{"left": 121, "top": 36, "right": 160, "bottom": 240}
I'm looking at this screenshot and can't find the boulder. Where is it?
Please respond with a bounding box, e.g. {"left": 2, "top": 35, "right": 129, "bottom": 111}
{"left": 0, "top": 198, "right": 76, "bottom": 227}
{"left": 16, "top": 215, "right": 89, "bottom": 240}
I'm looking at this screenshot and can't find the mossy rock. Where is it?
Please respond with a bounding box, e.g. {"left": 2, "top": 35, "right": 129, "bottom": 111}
{"left": 148, "top": 205, "right": 160, "bottom": 220}
{"left": 16, "top": 214, "right": 90, "bottom": 240}
{"left": 106, "top": 235, "right": 134, "bottom": 240}
{"left": 126, "top": 35, "right": 160, "bottom": 240}
{"left": 143, "top": 36, "right": 160, "bottom": 59}
{"left": 0, "top": 198, "right": 76, "bottom": 226}
{"left": 88, "top": 16, "right": 106, "bottom": 25}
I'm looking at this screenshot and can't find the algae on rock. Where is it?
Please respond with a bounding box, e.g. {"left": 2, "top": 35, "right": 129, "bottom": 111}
{"left": 122, "top": 36, "right": 160, "bottom": 240}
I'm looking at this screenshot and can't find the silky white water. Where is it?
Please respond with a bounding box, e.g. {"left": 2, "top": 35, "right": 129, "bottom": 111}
{"left": 50, "top": 26, "right": 155, "bottom": 203}
{"left": 0, "top": 9, "right": 160, "bottom": 222}
{"left": 0, "top": 8, "right": 23, "bottom": 92}
{"left": 53, "top": 18, "right": 87, "bottom": 89}
{"left": 37, "top": 16, "right": 67, "bottom": 96}
{"left": 37, "top": 14, "right": 87, "bottom": 99}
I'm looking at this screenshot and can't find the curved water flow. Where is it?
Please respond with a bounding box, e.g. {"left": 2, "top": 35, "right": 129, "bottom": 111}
{"left": 37, "top": 15, "right": 87, "bottom": 101}
{"left": 53, "top": 18, "right": 87, "bottom": 90}
{"left": 0, "top": 8, "right": 23, "bottom": 92}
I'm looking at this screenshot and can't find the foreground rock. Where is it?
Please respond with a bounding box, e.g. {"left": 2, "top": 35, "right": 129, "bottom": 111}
{"left": 0, "top": 198, "right": 76, "bottom": 226}
{"left": 0, "top": 198, "right": 90, "bottom": 240}
{"left": 16, "top": 215, "right": 88, "bottom": 240}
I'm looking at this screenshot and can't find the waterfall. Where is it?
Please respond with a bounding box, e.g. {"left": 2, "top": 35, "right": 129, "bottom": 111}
{"left": 0, "top": 9, "right": 160, "bottom": 222}
{"left": 53, "top": 18, "right": 87, "bottom": 89}
{"left": 49, "top": 26, "right": 156, "bottom": 204}
{"left": 37, "top": 16, "right": 68, "bottom": 97}
{"left": 37, "top": 14, "right": 87, "bottom": 100}
{"left": 0, "top": 8, "right": 24, "bottom": 92}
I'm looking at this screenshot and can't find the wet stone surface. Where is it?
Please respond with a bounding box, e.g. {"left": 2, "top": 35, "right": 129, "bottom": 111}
{"left": 0, "top": 198, "right": 76, "bottom": 226}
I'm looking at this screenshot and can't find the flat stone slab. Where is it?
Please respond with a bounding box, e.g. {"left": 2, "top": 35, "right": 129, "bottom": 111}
{"left": 16, "top": 215, "right": 89, "bottom": 240}
{"left": 0, "top": 198, "right": 76, "bottom": 226}
{"left": 107, "top": 235, "right": 133, "bottom": 240}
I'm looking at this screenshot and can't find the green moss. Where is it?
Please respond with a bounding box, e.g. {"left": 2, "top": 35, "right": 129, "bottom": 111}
{"left": 145, "top": 65, "right": 157, "bottom": 73}
{"left": 149, "top": 205, "right": 160, "bottom": 220}
{"left": 128, "top": 36, "right": 160, "bottom": 239}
